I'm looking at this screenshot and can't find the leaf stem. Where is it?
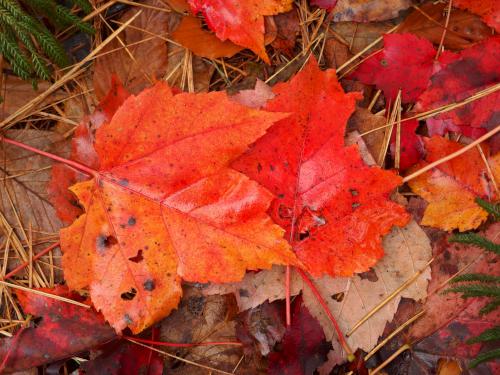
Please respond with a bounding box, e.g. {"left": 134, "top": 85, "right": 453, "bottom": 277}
{"left": 285, "top": 265, "right": 291, "bottom": 326}
{"left": 123, "top": 336, "right": 242, "bottom": 348}
{"left": 296, "top": 268, "right": 354, "bottom": 361}
{"left": 0, "top": 136, "right": 97, "bottom": 177}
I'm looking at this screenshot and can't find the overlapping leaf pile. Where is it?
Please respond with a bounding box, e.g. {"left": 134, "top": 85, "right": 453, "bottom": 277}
{"left": 1, "top": 0, "right": 499, "bottom": 373}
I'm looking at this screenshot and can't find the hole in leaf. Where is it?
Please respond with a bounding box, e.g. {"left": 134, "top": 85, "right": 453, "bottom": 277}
{"left": 331, "top": 292, "right": 345, "bottom": 302}
{"left": 129, "top": 250, "right": 143, "bottom": 263}
{"left": 121, "top": 288, "right": 137, "bottom": 300}
{"left": 299, "top": 230, "right": 310, "bottom": 240}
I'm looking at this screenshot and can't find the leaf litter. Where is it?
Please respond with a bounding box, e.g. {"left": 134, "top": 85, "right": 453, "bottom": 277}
{"left": 0, "top": 0, "right": 498, "bottom": 373}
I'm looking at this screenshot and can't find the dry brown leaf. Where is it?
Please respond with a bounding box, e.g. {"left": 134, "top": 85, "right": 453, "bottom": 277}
{"left": 206, "top": 219, "right": 432, "bottom": 365}
{"left": 398, "top": 2, "right": 491, "bottom": 50}
{"left": 332, "top": 0, "right": 412, "bottom": 22}
{"left": 93, "top": 0, "right": 169, "bottom": 99}
{"left": 0, "top": 76, "right": 66, "bottom": 120}
{"left": 330, "top": 21, "right": 394, "bottom": 54}
{"left": 324, "top": 38, "right": 351, "bottom": 69}
{"left": 347, "top": 108, "right": 386, "bottom": 160}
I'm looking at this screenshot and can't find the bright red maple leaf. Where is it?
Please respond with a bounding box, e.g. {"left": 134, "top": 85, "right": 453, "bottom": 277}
{"left": 351, "top": 33, "right": 438, "bottom": 103}
{"left": 268, "top": 295, "right": 331, "bottom": 375}
{"left": 48, "top": 76, "right": 130, "bottom": 224}
{"left": 60, "top": 82, "right": 297, "bottom": 334}
{"left": 233, "top": 58, "right": 409, "bottom": 277}
{"left": 187, "top": 0, "right": 293, "bottom": 63}
{"left": 416, "top": 36, "right": 500, "bottom": 151}
{"left": 0, "top": 287, "right": 116, "bottom": 373}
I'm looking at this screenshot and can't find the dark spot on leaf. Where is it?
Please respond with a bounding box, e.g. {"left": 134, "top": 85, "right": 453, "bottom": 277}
{"left": 118, "top": 178, "right": 129, "bottom": 186}
{"left": 331, "top": 292, "right": 345, "bottom": 302}
{"left": 352, "top": 202, "right": 361, "bottom": 209}
{"left": 269, "top": 164, "right": 275, "bottom": 171}
{"left": 349, "top": 189, "right": 359, "bottom": 196}
{"left": 239, "top": 289, "right": 250, "bottom": 297}
{"left": 299, "top": 230, "right": 310, "bottom": 240}
{"left": 358, "top": 269, "right": 378, "bottom": 282}
{"left": 128, "top": 216, "right": 136, "bottom": 226}
{"left": 257, "top": 163, "right": 262, "bottom": 172}
{"left": 143, "top": 279, "right": 155, "bottom": 291}
{"left": 121, "top": 288, "right": 137, "bottom": 300}
{"left": 380, "top": 59, "right": 388, "bottom": 67}
{"left": 96, "top": 235, "right": 117, "bottom": 253}
{"left": 188, "top": 296, "right": 205, "bottom": 316}
{"left": 129, "top": 250, "right": 143, "bottom": 263}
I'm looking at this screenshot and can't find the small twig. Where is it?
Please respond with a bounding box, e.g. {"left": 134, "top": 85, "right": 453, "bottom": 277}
{"left": 123, "top": 336, "right": 242, "bottom": 348}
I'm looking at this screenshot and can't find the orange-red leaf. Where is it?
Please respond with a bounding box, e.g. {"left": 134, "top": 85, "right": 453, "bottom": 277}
{"left": 407, "top": 136, "right": 499, "bottom": 232}
{"left": 233, "top": 59, "right": 409, "bottom": 277}
{"left": 60, "top": 82, "right": 297, "bottom": 333}
{"left": 187, "top": 0, "right": 293, "bottom": 63}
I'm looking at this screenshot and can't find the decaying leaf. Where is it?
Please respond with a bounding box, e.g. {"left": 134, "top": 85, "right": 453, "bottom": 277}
{"left": 206, "top": 219, "right": 432, "bottom": 364}
{"left": 60, "top": 82, "right": 297, "bottom": 334}
{"left": 234, "top": 58, "right": 409, "bottom": 277}
{"left": 453, "top": 0, "right": 500, "bottom": 32}
{"left": 268, "top": 296, "right": 331, "bottom": 375}
{"left": 398, "top": 2, "right": 492, "bottom": 50}
{"left": 408, "top": 136, "right": 499, "bottom": 232}
{"left": 330, "top": 0, "right": 412, "bottom": 22}
{"left": 271, "top": 9, "right": 300, "bottom": 56}
{"left": 230, "top": 80, "right": 275, "bottom": 109}
{"left": 416, "top": 36, "right": 500, "bottom": 148}
{"left": 0, "top": 287, "right": 116, "bottom": 373}
{"left": 93, "top": 0, "right": 169, "bottom": 99}
{"left": 187, "top": 0, "right": 293, "bottom": 63}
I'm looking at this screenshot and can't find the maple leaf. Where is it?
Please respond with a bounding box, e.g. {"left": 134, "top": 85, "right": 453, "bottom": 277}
{"left": 351, "top": 33, "right": 438, "bottom": 103}
{"left": 408, "top": 136, "right": 499, "bottom": 232}
{"left": 416, "top": 36, "right": 500, "bottom": 150}
{"left": 453, "top": 0, "right": 500, "bottom": 32}
{"left": 48, "top": 76, "right": 129, "bottom": 224}
{"left": 60, "top": 82, "right": 297, "bottom": 334}
{"left": 233, "top": 58, "right": 409, "bottom": 277}
{"left": 0, "top": 287, "right": 116, "bottom": 373}
{"left": 268, "top": 296, "right": 331, "bottom": 375}
{"left": 187, "top": 0, "right": 293, "bottom": 63}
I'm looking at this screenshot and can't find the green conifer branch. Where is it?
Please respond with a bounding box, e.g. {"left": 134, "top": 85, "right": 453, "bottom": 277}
{"left": 468, "top": 348, "right": 500, "bottom": 368}
{"left": 476, "top": 197, "right": 500, "bottom": 220}
{"left": 467, "top": 326, "right": 500, "bottom": 344}
{"left": 449, "top": 232, "right": 500, "bottom": 255}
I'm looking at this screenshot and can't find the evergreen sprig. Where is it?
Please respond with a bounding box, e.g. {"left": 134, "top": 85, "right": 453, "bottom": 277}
{"left": 0, "top": 0, "right": 94, "bottom": 82}
{"left": 445, "top": 201, "right": 500, "bottom": 368}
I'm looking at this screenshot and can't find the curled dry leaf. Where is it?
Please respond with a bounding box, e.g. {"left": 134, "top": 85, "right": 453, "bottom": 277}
{"left": 93, "top": 0, "right": 169, "bottom": 100}
{"left": 330, "top": 0, "right": 412, "bottom": 22}
{"left": 187, "top": 0, "right": 293, "bottom": 63}
{"left": 408, "top": 136, "right": 499, "bottom": 232}
{"left": 60, "top": 82, "right": 297, "bottom": 334}
{"left": 206, "top": 219, "right": 432, "bottom": 365}
{"left": 0, "top": 287, "right": 116, "bottom": 373}
{"left": 398, "top": 2, "right": 492, "bottom": 50}
{"left": 234, "top": 58, "right": 409, "bottom": 277}
{"left": 271, "top": 9, "right": 300, "bottom": 56}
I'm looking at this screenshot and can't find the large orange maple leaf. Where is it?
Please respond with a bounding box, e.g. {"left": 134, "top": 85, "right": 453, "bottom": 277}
{"left": 187, "top": 0, "right": 293, "bottom": 63}
{"left": 233, "top": 59, "right": 410, "bottom": 277}
{"left": 60, "top": 82, "right": 297, "bottom": 333}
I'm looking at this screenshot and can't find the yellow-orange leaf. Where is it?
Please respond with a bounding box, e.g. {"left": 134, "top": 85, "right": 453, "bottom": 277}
{"left": 408, "top": 136, "right": 498, "bottom": 232}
